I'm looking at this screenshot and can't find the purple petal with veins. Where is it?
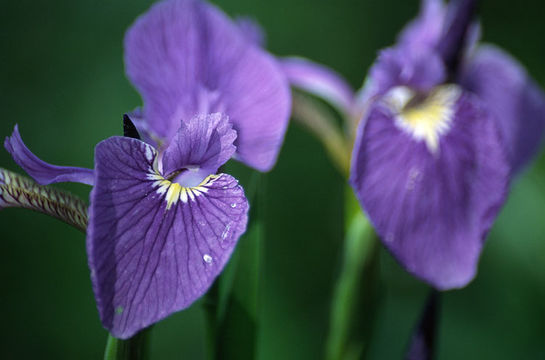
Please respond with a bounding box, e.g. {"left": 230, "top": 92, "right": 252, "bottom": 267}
{"left": 88, "top": 113, "right": 248, "bottom": 339}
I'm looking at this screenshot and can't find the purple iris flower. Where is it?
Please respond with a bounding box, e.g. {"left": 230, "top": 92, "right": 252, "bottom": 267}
{"left": 125, "top": 0, "right": 290, "bottom": 172}
{"left": 350, "top": 0, "right": 545, "bottom": 289}
{"left": 4, "top": 0, "right": 290, "bottom": 338}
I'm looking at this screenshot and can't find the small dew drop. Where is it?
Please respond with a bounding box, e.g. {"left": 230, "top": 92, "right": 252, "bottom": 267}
{"left": 199, "top": 220, "right": 206, "bottom": 227}
{"left": 230, "top": 203, "right": 237, "bottom": 208}
{"left": 203, "top": 254, "right": 213, "bottom": 264}
{"left": 221, "top": 223, "right": 232, "bottom": 240}
{"left": 406, "top": 167, "right": 422, "bottom": 191}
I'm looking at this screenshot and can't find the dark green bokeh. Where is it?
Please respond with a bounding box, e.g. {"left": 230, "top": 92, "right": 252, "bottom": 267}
{"left": 0, "top": 0, "right": 543, "bottom": 359}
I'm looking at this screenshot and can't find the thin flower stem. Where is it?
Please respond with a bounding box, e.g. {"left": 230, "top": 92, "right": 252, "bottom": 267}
{"left": 104, "top": 328, "right": 152, "bottom": 360}
{"left": 325, "top": 187, "right": 380, "bottom": 360}
{"left": 292, "top": 92, "right": 351, "bottom": 177}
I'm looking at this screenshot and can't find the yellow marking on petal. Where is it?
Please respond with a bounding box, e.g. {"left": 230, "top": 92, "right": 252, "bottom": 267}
{"left": 165, "top": 183, "right": 182, "bottom": 210}
{"left": 146, "top": 171, "right": 222, "bottom": 210}
{"left": 384, "top": 85, "right": 461, "bottom": 154}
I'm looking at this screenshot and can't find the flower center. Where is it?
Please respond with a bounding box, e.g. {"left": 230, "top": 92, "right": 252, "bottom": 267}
{"left": 169, "top": 166, "right": 210, "bottom": 188}
{"left": 383, "top": 85, "right": 461, "bottom": 154}
{"left": 147, "top": 169, "right": 219, "bottom": 210}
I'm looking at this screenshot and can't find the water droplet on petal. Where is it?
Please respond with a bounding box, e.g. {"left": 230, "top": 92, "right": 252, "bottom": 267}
{"left": 230, "top": 203, "right": 237, "bottom": 208}
{"left": 406, "top": 167, "right": 422, "bottom": 191}
{"left": 221, "top": 223, "right": 232, "bottom": 240}
{"left": 203, "top": 254, "right": 213, "bottom": 264}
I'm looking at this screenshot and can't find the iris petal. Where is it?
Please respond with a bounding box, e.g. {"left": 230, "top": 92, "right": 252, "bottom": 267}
{"left": 460, "top": 45, "right": 545, "bottom": 174}
{"left": 367, "top": 47, "right": 446, "bottom": 98}
{"left": 124, "top": 0, "right": 290, "bottom": 171}
{"left": 350, "top": 92, "right": 509, "bottom": 289}
{"left": 4, "top": 125, "right": 94, "bottom": 186}
{"left": 88, "top": 136, "right": 248, "bottom": 339}
{"left": 161, "top": 113, "right": 236, "bottom": 178}
{"left": 398, "top": 0, "right": 445, "bottom": 50}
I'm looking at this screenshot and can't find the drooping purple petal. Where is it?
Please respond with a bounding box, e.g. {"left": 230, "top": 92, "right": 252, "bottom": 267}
{"left": 124, "top": 0, "right": 290, "bottom": 171}
{"left": 88, "top": 136, "right": 248, "bottom": 339}
{"left": 4, "top": 125, "right": 94, "bottom": 186}
{"left": 460, "top": 45, "right": 545, "bottom": 174}
{"left": 350, "top": 92, "right": 509, "bottom": 290}
{"left": 281, "top": 57, "right": 355, "bottom": 114}
{"left": 161, "top": 113, "right": 236, "bottom": 181}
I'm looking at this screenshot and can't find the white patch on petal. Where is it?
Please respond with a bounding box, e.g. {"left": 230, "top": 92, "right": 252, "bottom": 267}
{"left": 383, "top": 85, "right": 461, "bottom": 154}
{"left": 144, "top": 146, "right": 154, "bottom": 162}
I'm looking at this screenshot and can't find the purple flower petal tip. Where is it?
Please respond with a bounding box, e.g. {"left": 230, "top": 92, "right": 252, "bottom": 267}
{"left": 124, "top": 0, "right": 291, "bottom": 172}
{"left": 4, "top": 125, "right": 94, "bottom": 186}
{"left": 88, "top": 114, "right": 249, "bottom": 338}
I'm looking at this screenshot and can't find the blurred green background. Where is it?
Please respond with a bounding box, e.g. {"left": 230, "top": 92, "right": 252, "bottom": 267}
{"left": 0, "top": 0, "right": 544, "bottom": 359}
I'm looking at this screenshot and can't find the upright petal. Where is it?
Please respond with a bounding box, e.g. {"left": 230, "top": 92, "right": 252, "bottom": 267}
{"left": 124, "top": 0, "right": 290, "bottom": 171}
{"left": 281, "top": 57, "right": 355, "bottom": 115}
{"left": 4, "top": 125, "right": 94, "bottom": 186}
{"left": 88, "top": 136, "right": 248, "bottom": 338}
{"left": 398, "top": 0, "right": 445, "bottom": 50}
{"left": 161, "top": 113, "right": 236, "bottom": 179}
{"left": 460, "top": 45, "right": 545, "bottom": 174}
{"left": 368, "top": 47, "right": 446, "bottom": 97}
{"left": 350, "top": 92, "right": 509, "bottom": 289}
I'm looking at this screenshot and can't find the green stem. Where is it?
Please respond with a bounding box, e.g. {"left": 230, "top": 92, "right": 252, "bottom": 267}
{"left": 325, "top": 188, "right": 380, "bottom": 360}
{"left": 204, "top": 172, "right": 264, "bottom": 360}
{"left": 104, "top": 327, "right": 152, "bottom": 360}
